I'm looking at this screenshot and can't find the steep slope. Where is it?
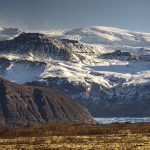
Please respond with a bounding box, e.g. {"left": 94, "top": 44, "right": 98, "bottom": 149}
{"left": 0, "top": 32, "right": 94, "bottom": 62}
{"left": 0, "top": 78, "right": 94, "bottom": 127}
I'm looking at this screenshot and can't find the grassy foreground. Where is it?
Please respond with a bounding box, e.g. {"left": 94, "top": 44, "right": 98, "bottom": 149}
{"left": 0, "top": 123, "right": 150, "bottom": 149}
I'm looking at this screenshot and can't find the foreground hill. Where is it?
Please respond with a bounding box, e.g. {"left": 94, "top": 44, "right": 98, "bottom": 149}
{"left": 0, "top": 78, "right": 94, "bottom": 127}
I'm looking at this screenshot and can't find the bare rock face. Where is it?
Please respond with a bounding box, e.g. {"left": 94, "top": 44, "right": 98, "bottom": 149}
{"left": 0, "top": 33, "right": 93, "bottom": 62}
{"left": 0, "top": 78, "right": 95, "bottom": 127}
{"left": 99, "top": 50, "right": 134, "bottom": 60}
{"left": 26, "top": 78, "right": 150, "bottom": 117}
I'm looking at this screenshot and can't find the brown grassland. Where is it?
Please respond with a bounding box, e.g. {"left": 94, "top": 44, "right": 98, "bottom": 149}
{"left": 0, "top": 123, "right": 150, "bottom": 149}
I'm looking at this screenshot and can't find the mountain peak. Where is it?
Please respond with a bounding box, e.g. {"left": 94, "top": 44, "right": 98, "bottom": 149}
{"left": 0, "top": 32, "right": 94, "bottom": 62}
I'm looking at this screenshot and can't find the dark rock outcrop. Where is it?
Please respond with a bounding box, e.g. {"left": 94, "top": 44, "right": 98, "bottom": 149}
{"left": 0, "top": 78, "right": 95, "bottom": 127}
{"left": 99, "top": 50, "right": 134, "bottom": 60}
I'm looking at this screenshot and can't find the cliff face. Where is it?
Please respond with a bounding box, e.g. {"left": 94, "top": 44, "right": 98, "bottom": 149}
{"left": 0, "top": 78, "right": 95, "bottom": 127}
{"left": 0, "top": 33, "right": 94, "bottom": 62}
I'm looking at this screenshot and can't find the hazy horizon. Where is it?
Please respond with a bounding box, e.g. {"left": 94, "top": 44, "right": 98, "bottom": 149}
{"left": 0, "top": 0, "right": 150, "bottom": 32}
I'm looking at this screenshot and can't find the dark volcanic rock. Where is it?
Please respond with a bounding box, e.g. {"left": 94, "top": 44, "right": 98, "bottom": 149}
{"left": 99, "top": 50, "right": 134, "bottom": 60}
{"left": 0, "top": 78, "right": 95, "bottom": 127}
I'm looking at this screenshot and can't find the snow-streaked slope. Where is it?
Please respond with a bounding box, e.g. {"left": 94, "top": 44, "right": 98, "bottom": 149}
{"left": 40, "top": 26, "right": 150, "bottom": 87}
{"left": 0, "top": 32, "right": 95, "bottom": 63}
{"left": 0, "top": 58, "right": 46, "bottom": 83}
{"left": 35, "top": 27, "right": 150, "bottom": 116}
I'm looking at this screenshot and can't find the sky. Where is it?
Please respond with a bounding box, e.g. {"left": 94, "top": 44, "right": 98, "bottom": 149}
{"left": 0, "top": 0, "right": 150, "bottom": 32}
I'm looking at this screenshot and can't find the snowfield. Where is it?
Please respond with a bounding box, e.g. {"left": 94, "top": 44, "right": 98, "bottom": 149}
{"left": 43, "top": 26, "right": 150, "bottom": 54}
{"left": 41, "top": 26, "right": 150, "bottom": 86}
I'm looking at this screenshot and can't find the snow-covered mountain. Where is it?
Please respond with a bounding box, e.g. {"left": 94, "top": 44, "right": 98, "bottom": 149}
{"left": 44, "top": 26, "right": 150, "bottom": 55}
{"left": 1, "top": 26, "right": 150, "bottom": 117}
